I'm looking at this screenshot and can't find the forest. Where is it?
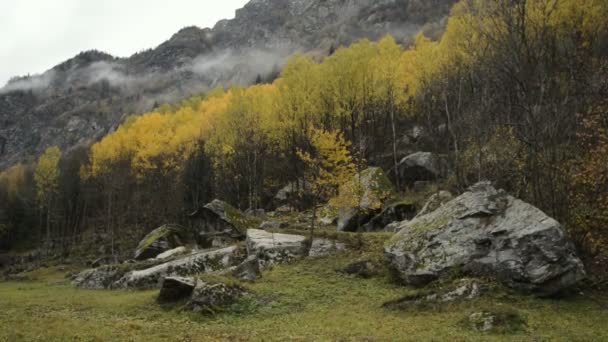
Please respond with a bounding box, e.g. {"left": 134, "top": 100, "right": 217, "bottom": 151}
{"left": 1, "top": 0, "right": 607, "bottom": 264}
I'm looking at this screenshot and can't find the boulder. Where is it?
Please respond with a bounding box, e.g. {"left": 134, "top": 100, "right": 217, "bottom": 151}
{"left": 363, "top": 201, "right": 417, "bottom": 232}
{"left": 116, "top": 246, "right": 242, "bottom": 289}
{"left": 155, "top": 246, "right": 188, "bottom": 260}
{"left": 309, "top": 238, "right": 347, "bottom": 258}
{"left": 337, "top": 167, "right": 396, "bottom": 232}
{"left": 385, "top": 182, "right": 585, "bottom": 295}
{"left": 134, "top": 224, "right": 192, "bottom": 261}
{"left": 188, "top": 200, "right": 259, "bottom": 248}
{"left": 246, "top": 229, "right": 306, "bottom": 268}
{"left": 189, "top": 280, "right": 247, "bottom": 314}
{"left": 232, "top": 255, "right": 261, "bottom": 282}
{"left": 417, "top": 190, "right": 453, "bottom": 217}
{"left": 158, "top": 276, "right": 196, "bottom": 303}
{"left": 397, "top": 152, "right": 444, "bottom": 187}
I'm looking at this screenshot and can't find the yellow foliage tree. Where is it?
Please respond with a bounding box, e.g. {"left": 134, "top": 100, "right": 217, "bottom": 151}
{"left": 34, "top": 146, "right": 62, "bottom": 243}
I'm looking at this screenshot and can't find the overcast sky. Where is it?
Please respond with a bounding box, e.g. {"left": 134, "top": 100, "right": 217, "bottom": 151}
{"left": 0, "top": 0, "right": 250, "bottom": 87}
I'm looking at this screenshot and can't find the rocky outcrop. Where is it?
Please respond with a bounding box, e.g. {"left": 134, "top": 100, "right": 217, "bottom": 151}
{"left": 396, "top": 152, "right": 445, "bottom": 187}
{"left": 246, "top": 229, "right": 307, "bottom": 267}
{"left": 337, "top": 167, "right": 396, "bottom": 232}
{"left": 188, "top": 200, "right": 258, "bottom": 248}
{"left": 134, "top": 224, "right": 192, "bottom": 261}
{"left": 385, "top": 182, "right": 585, "bottom": 295}
{"left": 117, "top": 246, "right": 242, "bottom": 289}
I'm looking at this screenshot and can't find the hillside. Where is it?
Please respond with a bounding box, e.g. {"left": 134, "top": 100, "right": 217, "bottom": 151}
{"left": 0, "top": 0, "right": 455, "bottom": 170}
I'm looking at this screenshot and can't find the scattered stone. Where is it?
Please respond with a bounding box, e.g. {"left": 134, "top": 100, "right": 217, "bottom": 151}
{"left": 246, "top": 229, "right": 306, "bottom": 268}
{"left": 134, "top": 224, "right": 192, "bottom": 261}
{"left": 232, "top": 255, "right": 261, "bottom": 282}
{"left": 189, "top": 280, "right": 247, "bottom": 314}
{"left": 417, "top": 190, "right": 453, "bottom": 217}
{"left": 155, "top": 246, "right": 188, "bottom": 260}
{"left": 189, "top": 200, "right": 258, "bottom": 248}
{"left": 309, "top": 238, "right": 346, "bottom": 258}
{"left": 383, "top": 279, "right": 483, "bottom": 309}
{"left": 466, "top": 308, "right": 527, "bottom": 333}
{"left": 385, "top": 182, "right": 586, "bottom": 295}
{"left": 90, "top": 257, "right": 107, "bottom": 268}
{"left": 337, "top": 167, "right": 396, "bottom": 232}
{"left": 469, "top": 312, "right": 496, "bottom": 332}
{"left": 340, "top": 260, "right": 381, "bottom": 279}
{"left": 158, "top": 276, "right": 196, "bottom": 303}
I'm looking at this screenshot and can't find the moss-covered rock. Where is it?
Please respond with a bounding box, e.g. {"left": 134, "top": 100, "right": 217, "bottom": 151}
{"left": 385, "top": 182, "right": 586, "bottom": 295}
{"left": 134, "top": 224, "right": 192, "bottom": 261}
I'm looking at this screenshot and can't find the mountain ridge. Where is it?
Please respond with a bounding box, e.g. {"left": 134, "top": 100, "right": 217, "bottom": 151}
{"left": 0, "top": 0, "right": 456, "bottom": 170}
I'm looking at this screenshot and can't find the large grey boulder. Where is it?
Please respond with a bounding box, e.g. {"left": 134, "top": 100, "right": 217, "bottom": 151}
{"left": 337, "top": 167, "right": 396, "bottom": 232}
{"left": 397, "top": 152, "right": 444, "bottom": 187}
{"left": 188, "top": 200, "right": 258, "bottom": 248}
{"left": 134, "top": 224, "right": 192, "bottom": 261}
{"left": 385, "top": 182, "right": 585, "bottom": 295}
{"left": 116, "top": 246, "right": 242, "bottom": 289}
{"left": 246, "top": 229, "right": 307, "bottom": 268}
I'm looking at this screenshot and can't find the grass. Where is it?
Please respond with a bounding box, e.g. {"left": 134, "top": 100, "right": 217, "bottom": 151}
{"left": 1, "top": 234, "right": 608, "bottom": 341}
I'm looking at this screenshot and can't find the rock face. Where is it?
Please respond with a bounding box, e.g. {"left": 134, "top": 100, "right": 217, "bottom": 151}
{"left": 385, "top": 182, "right": 585, "bottom": 295}
{"left": 338, "top": 167, "right": 396, "bottom": 232}
{"left": 188, "top": 200, "right": 257, "bottom": 248}
{"left": 246, "top": 229, "right": 307, "bottom": 267}
{"left": 1, "top": 0, "right": 456, "bottom": 171}
{"left": 117, "top": 246, "right": 242, "bottom": 289}
{"left": 134, "top": 224, "right": 192, "bottom": 261}
{"left": 396, "top": 152, "right": 445, "bottom": 187}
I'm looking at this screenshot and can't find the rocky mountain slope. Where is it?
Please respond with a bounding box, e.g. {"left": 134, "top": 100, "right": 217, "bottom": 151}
{"left": 0, "top": 0, "right": 455, "bottom": 170}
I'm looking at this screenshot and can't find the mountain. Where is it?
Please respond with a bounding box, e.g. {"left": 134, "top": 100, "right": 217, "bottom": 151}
{"left": 0, "top": 0, "right": 456, "bottom": 170}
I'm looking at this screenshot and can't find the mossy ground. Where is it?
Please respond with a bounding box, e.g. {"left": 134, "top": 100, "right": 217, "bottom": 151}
{"left": 1, "top": 233, "right": 607, "bottom": 341}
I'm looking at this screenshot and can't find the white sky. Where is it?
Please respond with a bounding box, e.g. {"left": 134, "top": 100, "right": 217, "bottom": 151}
{"left": 0, "top": 0, "right": 250, "bottom": 86}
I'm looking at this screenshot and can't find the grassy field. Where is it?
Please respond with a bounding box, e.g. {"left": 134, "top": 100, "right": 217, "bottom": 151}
{"left": 1, "top": 234, "right": 607, "bottom": 341}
